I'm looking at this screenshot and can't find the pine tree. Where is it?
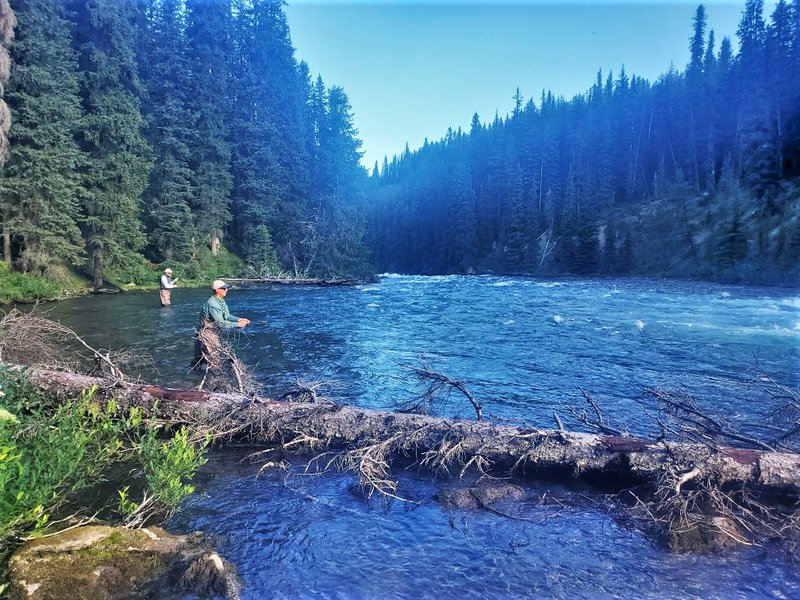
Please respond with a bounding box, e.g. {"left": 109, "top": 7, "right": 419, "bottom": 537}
{"left": 228, "top": 0, "right": 310, "bottom": 271}
{"left": 736, "top": 0, "right": 779, "bottom": 202}
{"left": 716, "top": 211, "right": 749, "bottom": 270}
{"left": 68, "top": 0, "right": 152, "bottom": 287}
{"left": 686, "top": 4, "right": 707, "bottom": 191}
{"left": 1, "top": 0, "right": 84, "bottom": 276}
{"left": 765, "top": 0, "right": 796, "bottom": 179}
{"left": 185, "top": 0, "right": 233, "bottom": 255}
{"left": 140, "top": 0, "right": 194, "bottom": 262}
{"left": 313, "top": 85, "right": 369, "bottom": 277}
{"left": 446, "top": 160, "right": 478, "bottom": 272}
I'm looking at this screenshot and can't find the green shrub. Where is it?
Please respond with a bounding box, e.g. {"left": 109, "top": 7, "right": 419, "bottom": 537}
{"left": 138, "top": 426, "right": 209, "bottom": 510}
{"left": 103, "top": 253, "right": 157, "bottom": 287}
{"left": 0, "top": 263, "right": 61, "bottom": 304}
{"left": 0, "top": 367, "right": 208, "bottom": 551}
{"left": 167, "top": 244, "right": 248, "bottom": 287}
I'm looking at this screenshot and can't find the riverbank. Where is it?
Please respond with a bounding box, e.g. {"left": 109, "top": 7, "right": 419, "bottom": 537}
{"left": 0, "top": 245, "right": 250, "bottom": 305}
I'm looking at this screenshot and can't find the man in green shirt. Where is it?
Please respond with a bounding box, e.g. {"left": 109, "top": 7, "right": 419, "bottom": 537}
{"left": 193, "top": 279, "right": 250, "bottom": 386}
{"left": 200, "top": 279, "right": 251, "bottom": 329}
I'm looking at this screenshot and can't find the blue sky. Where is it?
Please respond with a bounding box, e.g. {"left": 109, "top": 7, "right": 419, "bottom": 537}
{"left": 285, "top": 1, "right": 765, "bottom": 170}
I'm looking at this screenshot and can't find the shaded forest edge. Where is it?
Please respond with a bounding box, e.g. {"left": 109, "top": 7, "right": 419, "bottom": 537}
{"left": 0, "top": 0, "right": 798, "bottom": 304}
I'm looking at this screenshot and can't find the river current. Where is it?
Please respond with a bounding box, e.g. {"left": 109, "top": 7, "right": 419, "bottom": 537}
{"left": 40, "top": 275, "right": 800, "bottom": 599}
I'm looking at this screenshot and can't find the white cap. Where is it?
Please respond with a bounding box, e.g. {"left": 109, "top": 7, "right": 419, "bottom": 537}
{"left": 164, "top": 268, "right": 173, "bottom": 274}
{"left": 212, "top": 279, "right": 231, "bottom": 290}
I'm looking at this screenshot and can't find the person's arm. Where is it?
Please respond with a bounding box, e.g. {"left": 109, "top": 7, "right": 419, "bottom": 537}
{"left": 223, "top": 301, "right": 250, "bottom": 327}
{"left": 211, "top": 298, "right": 248, "bottom": 328}
{"left": 161, "top": 275, "right": 176, "bottom": 289}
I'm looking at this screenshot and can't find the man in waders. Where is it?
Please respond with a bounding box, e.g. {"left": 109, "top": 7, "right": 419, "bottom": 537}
{"left": 159, "top": 268, "right": 178, "bottom": 307}
{"left": 193, "top": 279, "right": 250, "bottom": 387}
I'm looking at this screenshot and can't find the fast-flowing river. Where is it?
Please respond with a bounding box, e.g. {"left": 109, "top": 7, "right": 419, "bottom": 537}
{"left": 40, "top": 275, "right": 800, "bottom": 598}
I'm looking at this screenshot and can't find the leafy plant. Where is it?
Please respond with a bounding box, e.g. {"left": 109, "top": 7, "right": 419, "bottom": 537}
{"left": 0, "top": 367, "right": 208, "bottom": 551}
{"left": 138, "top": 426, "right": 209, "bottom": 511}
{"left": 0, "top": 263, "right": 61, "bottom": 304}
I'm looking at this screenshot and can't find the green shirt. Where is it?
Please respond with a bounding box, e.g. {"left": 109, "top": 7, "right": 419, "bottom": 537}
{"left": 200, "top": 295, "right": 241, "bottom": 328}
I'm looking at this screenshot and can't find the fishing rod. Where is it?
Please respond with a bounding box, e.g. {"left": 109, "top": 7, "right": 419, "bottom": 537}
{"left": 167, "top": 232, "right": 214, "bottom": 282}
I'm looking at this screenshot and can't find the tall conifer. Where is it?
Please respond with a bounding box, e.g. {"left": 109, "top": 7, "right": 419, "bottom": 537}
{"left": 68, "top": 0, "right": 151, "bottom": 286}
{"left": 185, "top": 0, "right": 233, "bottom": 255}
{"left": 140, "top": 0, "right": 194, "bottom": 262}
{"left": 1, "top": 0, "right": 84, "bottom": 275}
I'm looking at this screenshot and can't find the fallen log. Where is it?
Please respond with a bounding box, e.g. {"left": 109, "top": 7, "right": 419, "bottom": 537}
{"left": 20, "top": 367, "right": 800, "bottom": 496}
{"left": 223, "top": 277, "right": 359, "bottom": 286}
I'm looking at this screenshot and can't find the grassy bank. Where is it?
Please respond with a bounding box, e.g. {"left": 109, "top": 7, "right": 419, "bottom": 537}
{"left": 0, "top": 245, "right": 250, "bottom": 305}
{"left": 0, "top": 263, "right": 72, "bottom": 304}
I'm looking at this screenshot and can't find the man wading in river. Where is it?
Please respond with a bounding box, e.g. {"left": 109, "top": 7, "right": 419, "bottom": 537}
{"left": 193, "top": 279, "right": 251, "bottom": 390}
{"left": 159, "top": 268, "right": 178, "bottom": 307}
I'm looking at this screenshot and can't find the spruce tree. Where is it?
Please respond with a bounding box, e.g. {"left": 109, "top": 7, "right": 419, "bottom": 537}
{"left": 68, "top": 0, "right": 152, "bottom": 287}
{"left": 140, "top": 0, "right": 194, "bottom": 263}
{"left": 228, "top": 0, "right": 309, "bottom": 271}
{"left": 1, "top": 0, "right": 85, "bottom": 276}
{"left": 313, "top": 85, "right": 369, "bottom": 276}
{"left": 185, "top": 0, "right": 233, "bottom": 255}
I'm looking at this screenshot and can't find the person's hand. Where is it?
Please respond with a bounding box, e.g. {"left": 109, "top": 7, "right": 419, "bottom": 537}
{"left": 238, "top": 318, "right": 250, "bottom": 327}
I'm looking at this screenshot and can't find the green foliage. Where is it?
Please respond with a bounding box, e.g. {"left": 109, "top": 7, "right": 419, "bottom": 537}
{"left": 3, "top": 0, "right": 371, "bottom": 288}
{"left": 178, "top": 243, "right": 248, "bottom": 285}
{"left": 138, "top": 426, "right": 209, "bottom": 510}
{"left": 1, "top": 0, "right": 86, "bottom": 275}
{"left": 366, "top": 0, "right": 798, "bottom": 285}
{"left": 0, "top": 262, "right": 61, "bottom": 303}
{"left": 70, "top": 0, "right": 152, "bottom": 288}
{"left": 245, "top": 225, "right": 281, "bottom": 276}
{"left": 101, "top": 252, "right": 155, "bottom": 287}
{"left": 0, "top": 367, "right": 207, "bottom": 551}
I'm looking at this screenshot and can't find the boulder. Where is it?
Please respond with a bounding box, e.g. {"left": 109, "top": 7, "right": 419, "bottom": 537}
{"left": 435, "top": 483, "right": 526, "bottom": 510}
{"left": 8, "top": 525, "right": 241, "bottom": 600}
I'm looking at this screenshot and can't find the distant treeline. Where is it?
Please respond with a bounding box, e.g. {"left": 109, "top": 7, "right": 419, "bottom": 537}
{"left": 2, "top": 1, "right": 798, "bottom": 291}
{"left": 366, "top": 1, "right": 800, "bottom": 286}
{"left": 0, "top": 0, "right": 370, "bottom": 287}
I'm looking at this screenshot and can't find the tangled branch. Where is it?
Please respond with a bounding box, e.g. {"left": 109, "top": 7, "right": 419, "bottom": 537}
{"left": 0, "top": 309, "right": 130, "bottom": 383}
{"left": 398, "top": 360, "right": 482, "bottom": 420}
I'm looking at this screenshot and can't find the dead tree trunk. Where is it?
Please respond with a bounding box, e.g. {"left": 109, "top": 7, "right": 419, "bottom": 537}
{"left": 20, "top": 367, "right": 800, "bottom": 496}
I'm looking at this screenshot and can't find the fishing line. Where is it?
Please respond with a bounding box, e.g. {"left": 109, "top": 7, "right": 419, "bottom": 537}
{"left": 168, "top": 232, "right": 214, "bottom": 282}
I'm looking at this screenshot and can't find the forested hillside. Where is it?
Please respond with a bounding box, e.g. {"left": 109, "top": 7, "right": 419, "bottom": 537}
{"left": 0, "top": 0, "right": 370, "bottom": 288}
{"left": 367, "top": 0, "right": 800, "bottom": 286}
{"left": 1, "top": 0, "right": 798, "bottom": 292}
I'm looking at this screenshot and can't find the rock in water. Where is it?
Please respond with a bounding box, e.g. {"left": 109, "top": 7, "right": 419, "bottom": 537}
{"left": 8, "top": 525, "right": 241, "bottom": 600}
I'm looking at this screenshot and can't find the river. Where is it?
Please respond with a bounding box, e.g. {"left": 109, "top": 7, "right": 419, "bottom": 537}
{"left": 39, "top": 275, "right": 800, "bottom": 599}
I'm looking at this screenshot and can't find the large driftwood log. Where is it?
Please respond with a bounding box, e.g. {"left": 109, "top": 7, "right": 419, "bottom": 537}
{"left": 20, "top": 367, "right": 800, "bottom": 496}
{"left": 223, "top": 277, "right": 358, "bottom": 286}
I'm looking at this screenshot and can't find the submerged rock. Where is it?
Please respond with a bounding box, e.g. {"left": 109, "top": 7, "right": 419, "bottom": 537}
{"left": 669, "top": 516, "right": 749, "bottom": 553}
{"left": 8, "top": 525, "right": 241, "bottom": 600}
{"left": 435, "top": 483, "right": 526, "bottom": 510}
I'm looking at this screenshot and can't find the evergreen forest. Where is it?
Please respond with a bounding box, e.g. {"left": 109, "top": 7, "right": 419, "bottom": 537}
{"left": 0, "top": 0, "right": 798, "bottom": 291}
{"left": 0, "top": 0, "right": 370, "bottom": 288}
{"left": 367, "top": 0, "right": 800, "bottom": 286}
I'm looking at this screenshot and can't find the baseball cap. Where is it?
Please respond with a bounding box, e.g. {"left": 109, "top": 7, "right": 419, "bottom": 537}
{"left": 212, "top": 279, "right": 232, "bottom": 290}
